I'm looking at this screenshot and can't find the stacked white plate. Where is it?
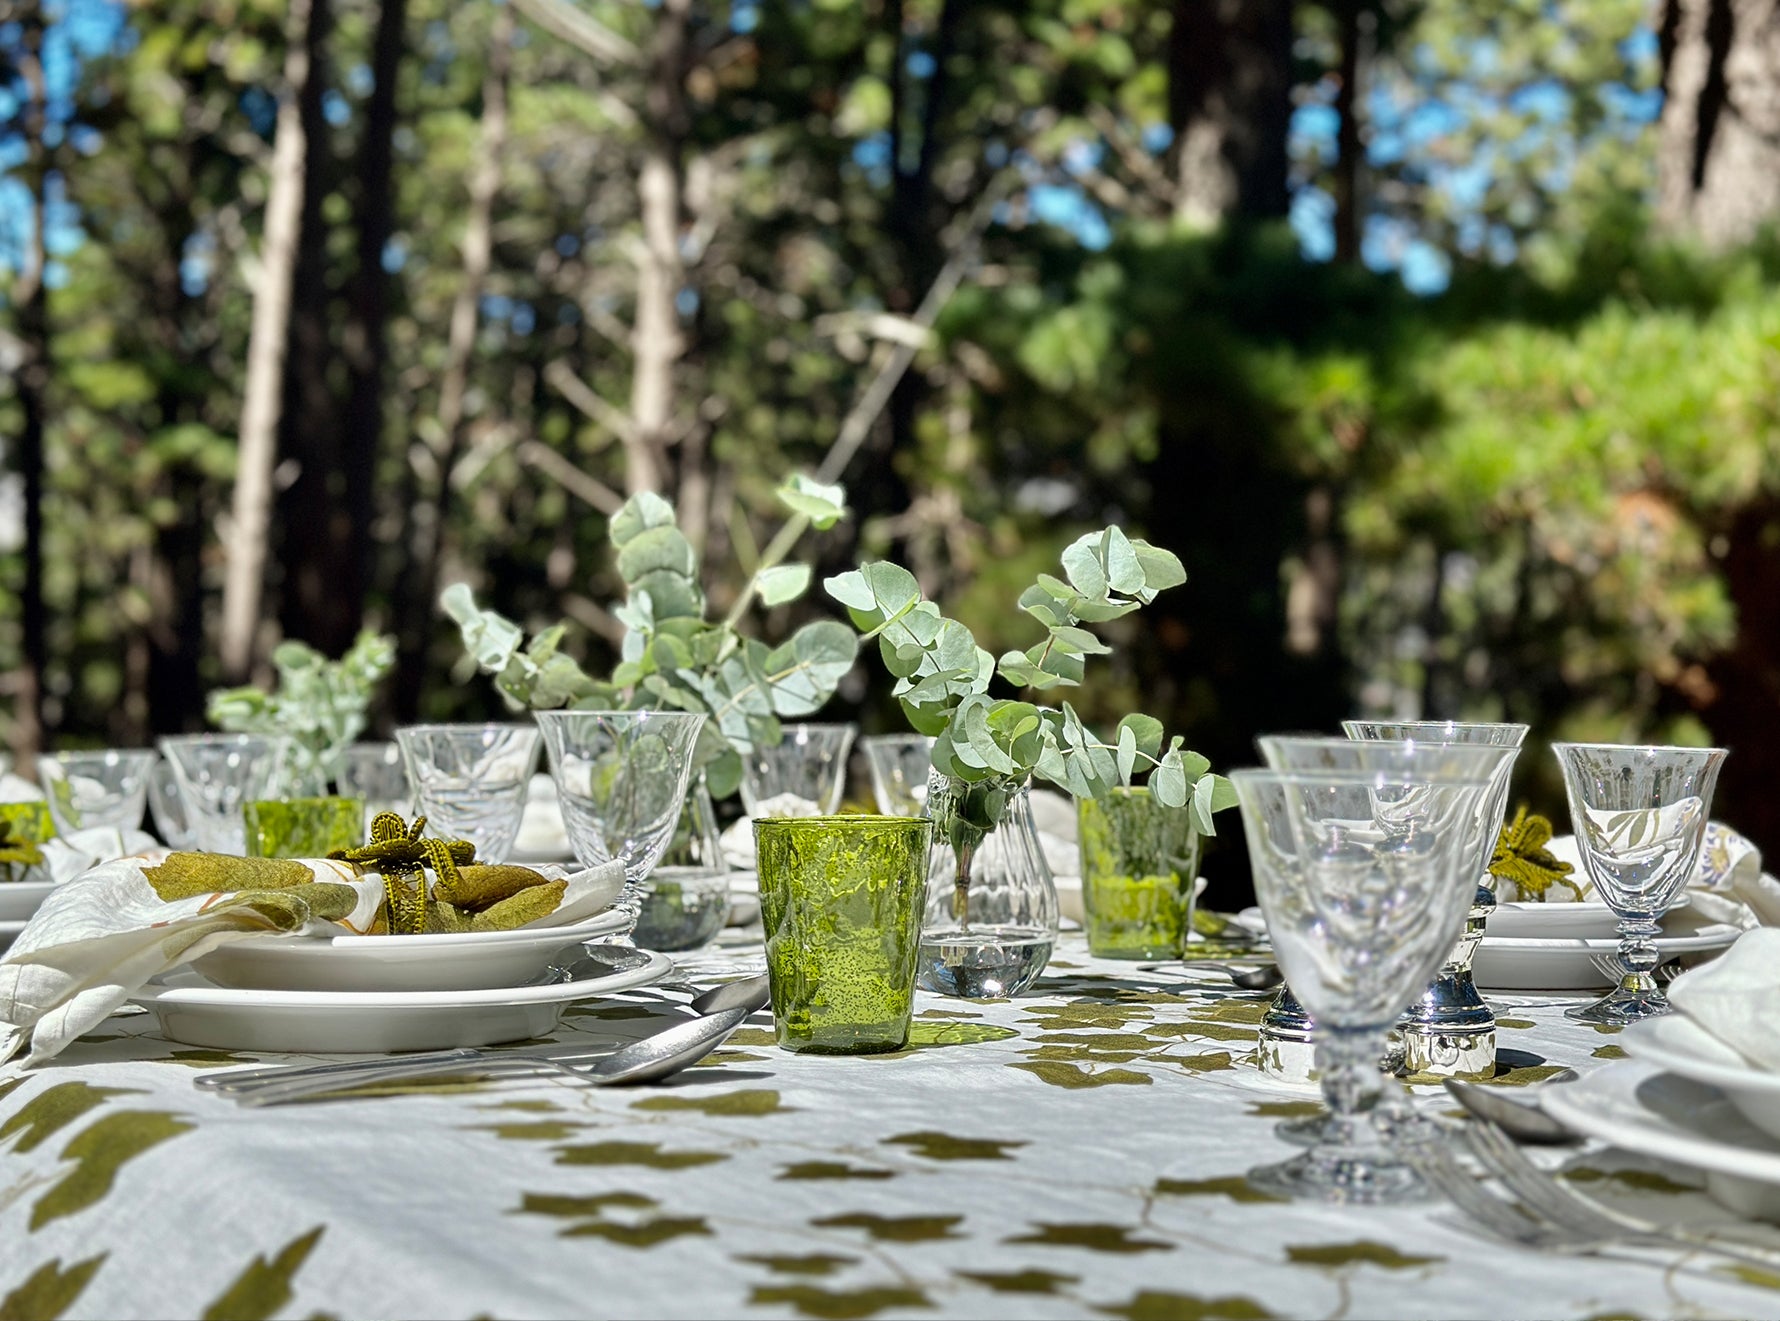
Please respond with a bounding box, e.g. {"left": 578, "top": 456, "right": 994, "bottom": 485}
{"left": 1475, "top": 900, "right": 1739, "bottom": 990}
{"left": 130, "top": 867, "right": 672, "bottom": 1053}
{"left": 1545, "top": 1017, "right": 1780, "bottom": 1221}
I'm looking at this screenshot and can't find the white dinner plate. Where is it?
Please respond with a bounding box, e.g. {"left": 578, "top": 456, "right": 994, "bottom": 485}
{"left": 191, "top": 901, "right": 631, "bottom": 995}
{"left": 1474, "top": 915, "right": 1739, "bottom": 991}
{"left": 1488, "top": 896, "right": 1695, "bottom": 941}
{"left": 0, "top": 880, "right": 55, "bottom": 923}
{"left": 131, "top": 947, "right": 674, "bottom": 1053}
{"left": 1623, "top": 1013, "right": 1780, "bottom": 1141}
{"left": 1539, "top": 1061, "right": 1780, "bottom": 1222}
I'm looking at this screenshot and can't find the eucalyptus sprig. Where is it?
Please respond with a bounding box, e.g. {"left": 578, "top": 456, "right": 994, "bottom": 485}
{"left": 824, "top": 527, "right": 1236, "bottom": 843}
{"left": 442, "top": 475, "right": 860, "bottom": 799}
{"left": 208, "top": 630, "right": 396, "bottom": 791}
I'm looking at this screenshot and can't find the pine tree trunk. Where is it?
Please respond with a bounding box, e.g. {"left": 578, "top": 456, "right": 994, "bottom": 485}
{"left": 10, "top": 4, "right": 49, "bottom": 762}
{"left": 1331, "top": 0, "right": 1365, "bottom": 263}
{"left": 1168, "top": 0, "right": 1293, "bottom": 226}
{"left": 1656, "top": 0, "right": 1780, "bottom": 248}
{"left": 630, "top": 0, "right": 691, "bottom": 497}
{"left": 392, "top": 3, "right": 512, "bottom": 717}
{"left": 220, "top": 0, "right": 322, "bottom": 681}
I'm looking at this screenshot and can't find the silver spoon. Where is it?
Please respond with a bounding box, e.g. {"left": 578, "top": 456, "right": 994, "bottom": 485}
{"left": 691, "top": 972, "right": 770, "bottom": 1015}
{"left": 1443, "top": 1070, "right": 1580, "bottom": 1145}
{"left": 1145, "top": 960, "right": 1285, "bottom": 990}
{"left": 229, "top": 1006, "right": 754, "bottom": 1107}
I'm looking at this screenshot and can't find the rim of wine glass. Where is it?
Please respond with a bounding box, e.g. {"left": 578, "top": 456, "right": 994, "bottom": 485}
{"left": 861, "top": 732, "right": 934, "bottom": 747}
{"left": 158, "top": 732, "right": 292, "bottom": 750}
{"left": 1230, "top": 766, "right": 1497, "bottom": 789}
{"left": 753, "top": 814, "right": 933, "bottom": 831}
{"left": 38, "top": 749, "right": 160, "bottom": 769}
{"left": 769, "top": 721, "right": 858, "bottom": 737}
{"left": 1550, "top": 740, "right": 1730, "bottom": 756}
{"left": 1253, "top": 737, "right": 1519, "bottom": 771}
{"left": 395, "top": 722, "right": 539, "bottom": 738}
{"left": 1342, "top": 719, "right": 1529, "bottom": 742}
{"left": 530, "top": 710, "right": 707, "bottom": 726}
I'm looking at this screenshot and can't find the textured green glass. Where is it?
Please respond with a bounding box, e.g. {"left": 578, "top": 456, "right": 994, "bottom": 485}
{"left": 755, "top": 815, "right": 933, "bottom": 1054}
{"left": 1077, "top": 788, "right": 1201, "bottom": 960}
{"left": 244, "top": 797, "right": 365, "bottom": 859}
{"left": 0, "top": 802, "right": 55, "bottom": 843}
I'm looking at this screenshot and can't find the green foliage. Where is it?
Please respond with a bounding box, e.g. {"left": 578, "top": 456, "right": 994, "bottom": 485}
{"left": 207, "top": 632, "right": 395, "bottom": 790}
{"left": 826, "top": 530, "right": 1235, "bottom": 842}
{"left": 443, "top": 477, "right": 858, "bottom": 798}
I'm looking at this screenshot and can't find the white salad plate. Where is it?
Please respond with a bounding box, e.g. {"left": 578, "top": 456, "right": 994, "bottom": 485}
{"left": 1622, "top": 1013, "right": 1780, "bottom": 1141}
{"left": 132, "top": 947, "right": 674, "bottom": 1053}
{"left": 0, "top": 880, "right": 56, "bottom": 923}
{"left": 1539, "top": 1060, "right": 1780, "bottom": 1222}
{"left": 191, "top": 905, "right": 631, "bottom": 994}
{"left": 1474, "top": 914, "right": 1739, "bottom": 991}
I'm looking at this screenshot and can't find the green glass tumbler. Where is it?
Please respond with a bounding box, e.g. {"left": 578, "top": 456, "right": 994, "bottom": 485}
{"left": 0, "top": 801, "right": 56, "bottom": 844}
{"left": 1077, "top": 788, "right": 1202, "bottom": 960}
{"left": 755, "top": 815, "right": 934, "bottom": 1054}
{"left": 244, "top": 796, "right": 365, "bottom": 859}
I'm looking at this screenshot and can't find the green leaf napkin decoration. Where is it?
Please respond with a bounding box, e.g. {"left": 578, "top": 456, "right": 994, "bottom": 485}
{"left": 1488, "top": 805, "right": 1581, "bottom": 901}
{"left": 0, "top": 817, "right": 45, "bottom": 871}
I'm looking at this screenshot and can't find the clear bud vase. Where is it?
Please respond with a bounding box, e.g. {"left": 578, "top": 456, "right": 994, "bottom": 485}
{"left": 917, "top": 771, "right": 1059, "bottom": 998}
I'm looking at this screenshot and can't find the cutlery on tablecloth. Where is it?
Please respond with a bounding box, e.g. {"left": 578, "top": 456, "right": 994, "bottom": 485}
{"left": 223, "top": 1006, "right": 753, "bottom": 1106}
{"left": 194, "top": 972, "right": 771, "bottom": 1094}
{"left": 1443, "top": 1071, "right": 1580, "bottom": 1145}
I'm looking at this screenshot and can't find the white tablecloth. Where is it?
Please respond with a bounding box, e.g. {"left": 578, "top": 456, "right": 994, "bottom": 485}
{"left": 3, "top": 928, "right": 1779, "bottom": 1320}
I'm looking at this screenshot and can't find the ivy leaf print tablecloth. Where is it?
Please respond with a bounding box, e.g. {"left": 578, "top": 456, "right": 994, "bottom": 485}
{"left": 4, "top": 930, "right": 1780, "bottom": 1320}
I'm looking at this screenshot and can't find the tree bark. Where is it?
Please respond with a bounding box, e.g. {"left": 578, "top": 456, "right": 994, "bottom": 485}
{"left": 1168, "top": 0, "right": 1293, "bottom": 226}
{"left": 1656, "top": 0, "right": 1780, "bottom": 248}
{"left": 392, "top": 3, "right": 512, "bottom": 716}
{"left": 278, "top": 0, "right": 348, "bottom": 653}
{"left": 630, "top": 0, "right": 692, "bottom": 499}
{"left": 337, "top": 0, "right": 409, "bottom": 635}
{"left": 9, "top": 3, "right": 49, "bottom": 761}
{"left": 1702, "top": 498, "right": 1780, "bottom": 865}
{"left": 220, "top": 0, "right": 321, "bottom": 681}
{"left": 1331, "top": 0, "right": 1365, "bottom": 263}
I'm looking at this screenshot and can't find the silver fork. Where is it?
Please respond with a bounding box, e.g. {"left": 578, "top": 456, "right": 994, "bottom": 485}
{"left": 1403, "top": 1122, "right": 1780, "bottom": 1275}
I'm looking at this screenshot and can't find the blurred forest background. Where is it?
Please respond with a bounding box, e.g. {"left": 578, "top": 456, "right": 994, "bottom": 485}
{"left": 2, "top": 0, "right": 1779, "bottom": 868}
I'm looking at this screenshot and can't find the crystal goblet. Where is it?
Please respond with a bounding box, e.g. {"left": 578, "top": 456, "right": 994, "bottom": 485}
{"left": 1254, "top": 737, "right": 1517, "bottom": 1136}
{"left": 37, "top": 749, "right": 159, "bottom": 834}
{"left": 534, "top": 711, "right": 707, "bottom": 915}
{"left": 863, "top": 734, "right": 933, "bottom": 817}
{"left": 159, "top": 734, "right": 296, "bottom": 854}
{"left": 1232, "top": 764, "right": 1491, "bottom": 1204}
{"left": 147, "top": 757, "right": 196, "bottom": 849}
{"left": 1552, "top": 741, "right": 1728, "bottom": 1025}
{"left": 740, "top": 722, "right": 857, "bottom": 817}
{"left": 338, "top": 741, "right": 415, "bottom": 832}
{"left": 395, "top": 724, "right": 540, "bottom": 863}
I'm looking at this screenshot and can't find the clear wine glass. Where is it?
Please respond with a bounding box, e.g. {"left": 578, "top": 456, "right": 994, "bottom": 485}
{"left": 395, "top": 724, "right": 540, "bottom": 863}
{"left": 1232, "top": 764, "right": 1491, "bottom": 1204}
{"left": 1552, "top": 741, "right": 1728, "bottom": 1024}
{"left": 1255, "top": 736, "right": 1518, "bottom": 1143}
{"left": 534, "top": 711, "right": 707, "bottom": 916}
{"left": 159, "top": 734, "right": 295, "bottom": 854}
{"left": 740, "top": 723, "right": 857, "bottom": 816}
{"left": 863, "top": 734, "right": 933, "bottom": 817}
{"left": 37, "top": 749, "right": 159, "bottom": 834}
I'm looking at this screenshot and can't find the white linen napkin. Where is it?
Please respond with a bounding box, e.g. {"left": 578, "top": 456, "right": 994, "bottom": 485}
{"left": 1503, "top": 821, "right": 1775, "bottom": 929}
{"left": 0, "top": 853, "right": 624, "bottom": 1068}
{"left": 0, "top": 773, "right": 44, "bottom": 802}
{"left": 1668, "top": 927, "right": 1780, "bottom": 1070}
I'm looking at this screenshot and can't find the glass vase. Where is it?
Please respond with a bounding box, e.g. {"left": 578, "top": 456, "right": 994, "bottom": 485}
{"left": 633, "top": 773, "right": 731, "bottom": 952}
{"left": 1078, "top": 787, "right": 1202, "bottom": 959}
{"left": 918, "top": 772, "right": 1059, "bottom": 998}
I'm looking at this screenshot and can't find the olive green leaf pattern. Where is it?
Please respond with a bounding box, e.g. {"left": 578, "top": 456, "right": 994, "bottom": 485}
{"left": 777, "top": 1162, "right": 897, "bottom": 1181}
{"left": 553, "top": 1141, "right": 728, "bottom": 1169}
{"left": 468, "top": 1121, "right": 588, "bottom": 1142}
{"left": 516, "top": 1191, "right": 710, "bottom": 1247}
{"left": 630, "top": 1089, "right": 789, "bottom": 1117}
{"left": 1593, "top": 1043, "right": 1629, "bottom": 1059}
{"left": 1, "top": 1082, "right": 143, "bottom": 1153}
{"left": 32, "top": 1111, "right": 194, "bottom": 1231}
{"left": 1011, "top": 1062, "right": 1154, "bottom": 1089}
{"left": 0, "top": 1255, "right": 107, "bottom": 1321}
{"left": 956, "top": 1269, "right": 1079, "bottom": 1295}
{"left": 882, "top": 1131, "right": 1026, "bottom": 1161}
{"left": 811, "top": 1213, "right": 964, "bottom": 1243}
{"left": 1246, "top": 1100, "right": 1322, "bottom": 1120}
{"left": 1006, "top": 1223, "right": 1172, "bottom": 1254}
{"left": 200, "top": 1226, "right": 325, "bottom": 1321}
{"left": 1095, "top": 1290, "right": 1278, "bottom": 1320}
{"left": 1284, "top": 1241, "right": 1444, "bottom": 1270}
{"left": 1563, "top": 1167, "right": 1694, "bottom": 1195}
{"left": 747, "top": 1284, "right": 932, "bottom": 1319}
{"left": 737, "top": 1254, "right": 861, "bottom": 1278}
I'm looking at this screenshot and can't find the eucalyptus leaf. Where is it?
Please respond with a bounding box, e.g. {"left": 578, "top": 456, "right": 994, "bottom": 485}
{"left": 755, "top": 563, "right": 812, "bottom": 607}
